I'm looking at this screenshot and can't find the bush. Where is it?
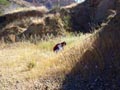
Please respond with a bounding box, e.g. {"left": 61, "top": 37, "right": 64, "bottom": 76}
{"left": 0, "top": 0, "right": 9, "bottom": 5}
{"left": 27, "top": 61, "right": 36, "bottom": 70}
{"left": 63, "top": 15, "right": 72, "bottom": 31}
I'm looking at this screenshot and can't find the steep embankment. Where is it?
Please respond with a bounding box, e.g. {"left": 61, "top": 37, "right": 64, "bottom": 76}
{"left": 60, "top": 0, "right": 116, "bottom": 32}
{"left": 62, "top": 0, "right": 120, "bottom": 90}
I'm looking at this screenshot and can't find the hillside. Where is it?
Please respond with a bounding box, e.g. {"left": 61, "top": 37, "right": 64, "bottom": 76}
{"left": 0, "top": 0, "right": 120, "bottom": 90}
{"left": 0, "top": 0, "right": 9, "bottom": 14}
{"left": 24, "top": 0, "right": 76, "bottom": 8}
{"left": 0, "top": 0, "right": 117, "bottom": 43}
{"left": 62, "top": 3, "right": 120, "bottom": 89}
{"left": 0, "top": 0, "right": 34, "bottom": 15}
{"left": 63, "top": 0, "right": 120, "bottom": 89}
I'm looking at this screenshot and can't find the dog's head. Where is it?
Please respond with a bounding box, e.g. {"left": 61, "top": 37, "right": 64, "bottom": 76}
{"left": 61, "top": 41, "right": 66, "bottom": 47}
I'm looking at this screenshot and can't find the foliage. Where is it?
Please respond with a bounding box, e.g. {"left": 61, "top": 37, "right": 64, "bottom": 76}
{"left": 0, "top": 0, "right": 9, "bottom": 5}
{"left": 27, "top": 60, "right": 36, "bottom": 70}
{"left": 63, "top": 15, "right": 72, "bottom": 31}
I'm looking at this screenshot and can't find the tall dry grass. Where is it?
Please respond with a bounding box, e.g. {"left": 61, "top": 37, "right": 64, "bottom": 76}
{"left": 0, "top": 27, "right": 119, "bottom": 89}
{"left": 0, "top": 34, "right": 83, "bottom": 81}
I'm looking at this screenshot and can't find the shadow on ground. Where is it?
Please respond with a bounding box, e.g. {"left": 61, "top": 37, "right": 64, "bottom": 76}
{"left": 61, "top": 10, "right": 120, "bottom": 90}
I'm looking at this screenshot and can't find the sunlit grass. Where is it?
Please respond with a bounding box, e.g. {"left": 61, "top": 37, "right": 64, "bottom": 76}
{"left": 0, "top": 28, "right": 119, "bottom": 89}
{"left": 0, "top": 34, "right": 84, "bottom": 80}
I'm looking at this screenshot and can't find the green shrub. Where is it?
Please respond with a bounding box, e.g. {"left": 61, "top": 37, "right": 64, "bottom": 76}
{"left": 63, "top": 15, "right": 72, "bottom": 31}
{"left": 0, "top": 0, "right": 9, "bottom": 5}
{"left": 27, "top": 61, "right": 36, "bottom": 70}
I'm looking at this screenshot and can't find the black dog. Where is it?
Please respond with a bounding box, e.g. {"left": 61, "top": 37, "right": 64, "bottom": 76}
{"left": 53, "top": 41, "right": 66, "bottom": 53}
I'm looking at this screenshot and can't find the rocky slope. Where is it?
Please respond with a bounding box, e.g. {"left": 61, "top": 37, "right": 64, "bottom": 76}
{"left": 0, "top": 0, "right": 118, "bottom": 43}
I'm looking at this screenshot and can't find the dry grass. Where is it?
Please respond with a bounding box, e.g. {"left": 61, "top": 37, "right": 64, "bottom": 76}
{"left": 0, "top": 7, "right": 119, "bottom": 89}
{"left": 0, "top": 34, "right": 85, "bottom": 81}
{"left": 0, "top": 28, "right": 119, "bottom": 89}
{"left": 0, "top": 11, "right": 119, "bottom": 90}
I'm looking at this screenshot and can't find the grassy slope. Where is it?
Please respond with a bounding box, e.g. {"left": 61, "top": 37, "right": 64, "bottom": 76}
{"left": 0, "top": 26, "right": 120, "bottom": 89}
{"left": 0, "top": 34, "right": 85, "bottom": 87}
{"left": 0, "top": 10, "right": 119, "bottom": 87}
{"left": 0, "top": 1, "right": 120, "bottom": 89}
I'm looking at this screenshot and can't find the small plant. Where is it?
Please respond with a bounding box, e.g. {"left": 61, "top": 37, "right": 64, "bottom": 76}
{"left": 62, "top": 15, "right": 72, "bottom": 31}
{"left": 27, "top": 61, "right": 36, "bottom": 70}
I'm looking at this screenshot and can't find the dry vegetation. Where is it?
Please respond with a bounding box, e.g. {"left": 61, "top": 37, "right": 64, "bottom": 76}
{"left": 0, "top": 0, "right": 120, "bottom": 89}
{"left": 1, "top": 26, "right": 119, "bottom": 89}
{"left": 0, "top": 34, "right": 85, "bottom": 87}
{"left": 0, "top": 10, "right": 119, "bottom": 89}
